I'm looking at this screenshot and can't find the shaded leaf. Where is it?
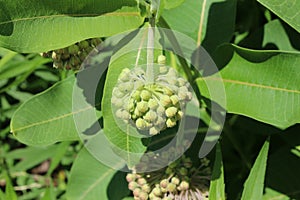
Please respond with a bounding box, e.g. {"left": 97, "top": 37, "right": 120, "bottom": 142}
{"left": 0, "top": 0, "right": 144, "bottom": 53}
{"left": 241, "top": 139, "right": 270, "bottom": 200}
{"left": 4, "top": 172, "right": 18, "bottom": 200}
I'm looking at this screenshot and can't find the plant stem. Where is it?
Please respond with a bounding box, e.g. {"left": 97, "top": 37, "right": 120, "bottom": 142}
{"left": 146, "top": 17, "right": 155, "bottom": 84}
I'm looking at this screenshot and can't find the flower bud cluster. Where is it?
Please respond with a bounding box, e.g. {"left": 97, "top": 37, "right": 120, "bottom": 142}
{"left": 126, "top": 154, "right": 210, "bottom": 200}
{"left": 111, "top": 65, "right": 192, "bottom": 135}
{"left": 41, "top": 38, "right": 101, "bottom": 70}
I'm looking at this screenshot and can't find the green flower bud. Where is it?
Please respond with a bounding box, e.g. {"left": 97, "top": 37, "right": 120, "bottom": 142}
{"left": 179, "top": 167, "right": 188, "bottom": 176}
{"left": 131, "top": 90, "right": 141, "bottom": 101}
{"left": 171, "top": 177, "right": 180, "bottom": 185}
{"left": 140, "top": 90, "right": 152, "bottom": 101}
{"left": 166, "top": 118, "right": 177, "bottom": 128}
{"left": 165, "top": 167, "right": 174, "bottom": 175}
{"left": 148, "top": 98, "right": 159, "bottom": 110}
{"left": 137, "top": 101, "right": 148, "bottom": 113}
{"left": 178, "top": 77, "right": 188, "bottom": 87}
{"left": 149, "top": 127, "right": 159, "bottom": 135}
{"left": 78, "top": 40, "right": 90, "bottom": 49}
{"left": 52, "top": 51, "right": 61, "bottom": 60}
{"left": 160, "top": 179, "right": 169, "bottom": 188}
{"left": 128, "top": 181, "right": 139, "bottom": 190}
{"left": 139, "top": 192, "right": 148, "bottom": 200}
{"left": 156, "top": 106, "right": 166, "bottom": 116}
{"left": 178, "top": 181, "right": 189, "bottom": 190}
{"left": 163, "top": 87, "right": 174, "bottom": 96}
{"left": 112, "top": 87, "right": 125, "bottom": 98}
{"left": 177, "top": 110, "right": 184, "bottom": 119}
{"left": 137, "top": 178, "right": 147, "bottom": 186}
{"left": 68, "top": 44, "right": 80, "bottom": 55}
{"left": 133, "top": 188, "right": 141, "bottom": 197}
{"left": 141, "top": 184, "right": 151, "bottom": 193}
{"left": 119, "top": 68, "right": 131, "bottom": 82}
{"left": 53, "top": 61, "right": 63, "bottom": 69}
{"left": 160, "top": 95, "right": 171, "bottom": 107}
{"left": 134, "top": 108, "right": 142, "bottom": 118}
{"left": 152, "top": 187, "right": 162, "bottom": 197}
{"left": 144, "top": 110, "right": 157, "bottom": 123}
{"left": 166, "top": 183, "right": 177, "bottom": 192}
{"left": 90, "top": 38, "right": 101, "bottom": 47}
{"left": 160, "top": 66, "right": 168, "bottom": 74}
{"left": 166, "top": 68, "right": 177, "bottom": 77}
{"left": 136, "top": 118, "right": 148, "bottom": 130}
{"left": 158, "top": 55, "right": 166, "bottom": 65}
{"left": 112, "top": 97, "right": 123, "bottom": 107}
{"left": 170, "top": 95, "right": 179, "bottom": 105}
{"left": 165, "top": 107, "right": 178, "bottom": 118}
{"left": 126, "top": 173, "right": 136, "bottom": 182}
{"left": 118, "top": 82, "right": 133, "bottom": 93}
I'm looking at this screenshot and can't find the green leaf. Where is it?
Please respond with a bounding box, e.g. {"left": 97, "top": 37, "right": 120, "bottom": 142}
{"left": 41, "top": 182, "right": 55, "bottom": 200}
{"left": 47, "top": 142, "right": 71, "bottom": 175}
{"left": 66, "top": 148, "right": 124, "bottom": 200}
{"left": 241, "top": 139, "right": 270, "bottom": 200}
{"left": 209, "top": 143, "right": 226, "bottom": 200}
{"left": 10, "top": 76, "right": 80, "bottom": 146}
{"left": 4, "top": 172, "right": 18, "bottom": 200}
{"left": 257, "top": 0, "right": 300, "bottom": 33}
{"left": 197, "top": 44, "right": 300, "bottom": 129}
{"left": 161, "top": 0, "right": 236, "bottom": 53}
{"left": 0, "top": 0, "right": 145, "bottom": 53}
{"left": 163, "top": 0, "right": 185, "bottom": 9}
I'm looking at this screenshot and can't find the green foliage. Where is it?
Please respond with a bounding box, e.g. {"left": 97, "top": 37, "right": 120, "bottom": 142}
{"left": 0, "top": 0, "right": 300, "bottom": 200}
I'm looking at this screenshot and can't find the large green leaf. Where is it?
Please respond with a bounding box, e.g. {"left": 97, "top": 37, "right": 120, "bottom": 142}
{"left": 209, "top": 143, "right": 226, "bottom": 200}
{"left": 10, "top": 76, "right": 80, "bottom": 146}
{"left": 66, "top": 148, "right": 126, "bottom": 200}
{"left": 161, "top": 0, "right": 236, "bottom": 54}
{"left": 241, "top": 139, "right": 270, "bottom": 200}
{"left": 258, "top": 0, "right": 300, "bottom": 33}
{"left": 0, "top": 0, "right": 144, "bottom": 53}
{"left": 197, "top": 45, "right": 300, "bottom": 129}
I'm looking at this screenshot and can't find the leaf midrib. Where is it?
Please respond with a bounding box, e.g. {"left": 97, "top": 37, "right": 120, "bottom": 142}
{"left": 11, "top": 105, "right": 94, "bottom": 133}
{"left": 198, "top": 77, "right": 300, "bottom": 94}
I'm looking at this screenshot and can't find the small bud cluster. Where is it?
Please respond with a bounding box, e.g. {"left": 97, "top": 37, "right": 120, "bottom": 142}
{"left": 111, "top": 64, "right": 192, "bottom": 135}
{"left": 41, "top": 38, "right": 101, "bottom": 70}
{"left": 126, "top": 154, "right": 210, "bottom": 200}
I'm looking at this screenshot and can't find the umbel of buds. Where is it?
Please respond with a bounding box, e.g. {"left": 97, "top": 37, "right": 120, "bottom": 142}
{"left": 111, "top": 63, "right": 192, "bottom": 135}
{"left": 41, "top": 38, "right": 101, "bottom": 70}
{"left": 126, "top": 153, "right": 210, "bottom": 200}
